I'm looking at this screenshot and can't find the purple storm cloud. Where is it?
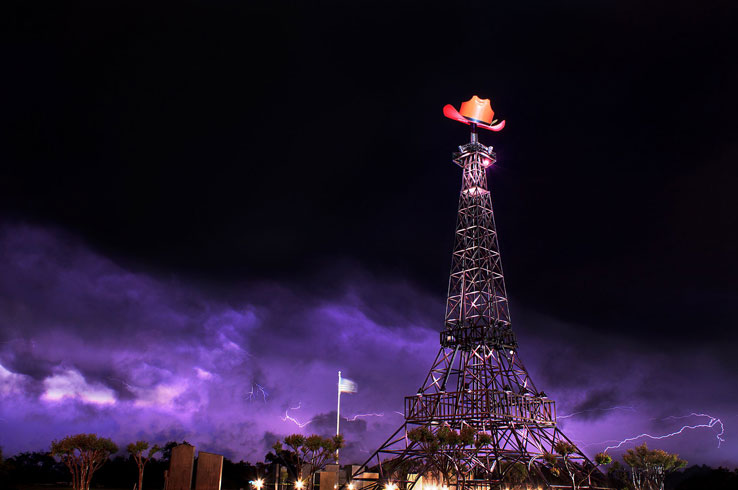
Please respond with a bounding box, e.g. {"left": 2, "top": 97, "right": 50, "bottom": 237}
{"left": 0, "top": 224, "right": 734, "bottom": 467}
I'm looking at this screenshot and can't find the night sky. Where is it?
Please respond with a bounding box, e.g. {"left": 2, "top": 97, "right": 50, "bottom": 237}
{"left": 2, "top": 1, "right": 737, "bottom": 468}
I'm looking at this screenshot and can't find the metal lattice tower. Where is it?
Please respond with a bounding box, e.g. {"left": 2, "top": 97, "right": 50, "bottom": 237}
{"left": 348, "top": 104, "right": 604, "bottom": 490}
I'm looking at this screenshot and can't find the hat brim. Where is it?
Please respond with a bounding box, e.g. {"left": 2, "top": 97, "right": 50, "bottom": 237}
{"left": 443, "top": 104, "right": 505, "bottom": 132}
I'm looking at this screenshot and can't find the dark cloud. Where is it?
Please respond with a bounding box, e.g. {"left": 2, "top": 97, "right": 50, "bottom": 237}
{"left": 567, "top": 389, "right": 622, "bottom": 421}
{"left": 0, "top": 225, "right": 435, "bottom": 464}
{"left": 0, "top": 225, "right": 735, "bottom": 466}
{"left": 309, "top": 411, "right": 368, "bottom": 437}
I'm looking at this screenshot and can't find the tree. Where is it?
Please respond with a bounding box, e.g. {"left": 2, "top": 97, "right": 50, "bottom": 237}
{"left": 127, "top": 441, "right": 161, "bottom": 490}
{"left": 161, "top": 440, "right": 191, "bottom": 463}
{"left": 622, "top": 442, "right": 686, "bottom": 490}
{"left": 669, "top": 465, "right": 738, "bottom": 490}
{"left": 500, "top": 462, "right": 530, "bottom": 487}
{"left": 433, "top": 425, "right": 460, "bottom": 484}
{"left": 272, "top": 434, "right": 344, "bottom": 489}
{"left": 4, "top": 450, "right": 67, "bottom": 486}
{"left": 407, "top": 425, "right": 496, "bottom": 487}
{"left": 606, "top": 460, "right": 630, "bottom": 490}
{"left": 547, "top": 442, "right": 611, "bottom": 489}
{"left": 0, "top": 447, "right": 6, "bottom": 481}
{"left": 51, "top": 433, "right": 118, "bottom": 490}
{"left": 266, "top": 444, "right": 299, "bottom": 481}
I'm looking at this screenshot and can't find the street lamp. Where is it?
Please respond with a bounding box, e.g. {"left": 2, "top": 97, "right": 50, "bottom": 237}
{"left": 295, "top": 480, "right": 305, "bottom": 490}
{"left": 253, "top": 479, "right": 264, "bottom": 490}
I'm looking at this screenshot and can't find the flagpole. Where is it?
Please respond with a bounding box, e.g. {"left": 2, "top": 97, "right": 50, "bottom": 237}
{"left": 336, "top": 371, "right": 341, "bottom": 463}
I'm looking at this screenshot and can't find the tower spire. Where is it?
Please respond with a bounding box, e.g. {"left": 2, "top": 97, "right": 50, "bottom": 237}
{"left": 348, "top": 96, "right": 606, "bottom": 490}
{"left": 443, "top": 132, "right": 514, "bottom": 349}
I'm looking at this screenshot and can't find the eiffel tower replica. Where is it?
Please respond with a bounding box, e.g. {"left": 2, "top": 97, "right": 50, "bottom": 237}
{"left": 349, "top": 96, "right": 604, "bottom": 490}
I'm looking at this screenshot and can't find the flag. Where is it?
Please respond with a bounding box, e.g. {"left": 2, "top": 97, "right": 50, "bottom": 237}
{"left": 339, "top": 377, "right": 358, "bottom": 393}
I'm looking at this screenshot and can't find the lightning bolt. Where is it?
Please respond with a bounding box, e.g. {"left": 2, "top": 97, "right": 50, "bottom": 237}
{"left": 603, "top": 412, "right": 725, "bottom": 451}
{"left": 558, "top": 405, "right": 636, "bottom": 419}
{"left": 246, "top": 383, "right": 269, "bottom": 402}
{"left": 345, "top": 412, "right": 384, "bottom": 422}
{"left": 246, "top": 385, "right": 255, "bottom": 401}
{"left": 256, "top": 383, "right": 269, "bottom": 402}
{"left": 281, "top": 402, "right": 312, "bottom": 428}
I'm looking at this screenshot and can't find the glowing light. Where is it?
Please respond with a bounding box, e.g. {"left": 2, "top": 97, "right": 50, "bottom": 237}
{"left": 253, "top": 479, "right": 264, "bottom": 490}
{"left": 603, "top": 412, "right": 725, "bottom": 451}
{"left": 132, "top": 383, "right": 186, "bottom": 408}
{"left": 295, "top": 481, "right": 305, "bottom": 490}
{"left": 462, "top": 186, "right": 488, "bottom": 196}
{"left": 384, "top": 483, "right": 398, "bottom": 490}
{"left": 348, "top": 484, "right": 355, "bottom": 490}
{"left": 42, "top": 368, "right": 116, "bottom": 406}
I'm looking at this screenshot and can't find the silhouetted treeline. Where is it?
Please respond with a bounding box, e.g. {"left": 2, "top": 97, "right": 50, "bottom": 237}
{"left": 666, "top": 464, "right": 738, "bottom": 490}
{"left": 1, "top": 447, "right": 736, "bottom": 490}
{"left": 0, "top": 442, "right": 265, "bottom": 490}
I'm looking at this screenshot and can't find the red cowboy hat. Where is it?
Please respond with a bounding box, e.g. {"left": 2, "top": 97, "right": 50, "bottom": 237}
{"left": 443, "top": 95, "right": 505, "bottom": 132}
